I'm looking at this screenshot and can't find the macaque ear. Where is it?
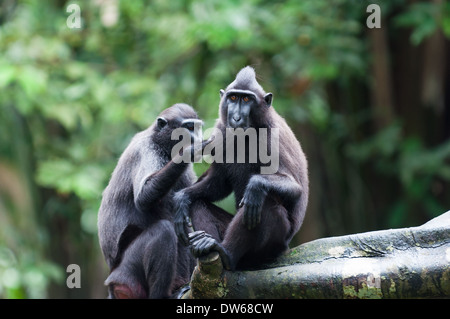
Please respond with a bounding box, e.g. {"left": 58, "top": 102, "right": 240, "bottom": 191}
{"left": 220, "top": 89, "right": 225, "bottom": 98}
{"left": 264, "top": 93, "right": 273, "bottom": 107}
{"left": 157, "top": 117, "right": 167, "bottom": 129}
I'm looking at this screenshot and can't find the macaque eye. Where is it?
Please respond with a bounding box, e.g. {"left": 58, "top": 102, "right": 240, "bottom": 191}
{"left": 230, "top": 95, "right": 237, "bottom": 101}
{"left": 183, "top": 122, "right": 194, "bottom": 131}
{"left": 157, "top": 117, "right": 168, "bottom": 129}
{"left": 243, "top": 96, "right": 249, "bottom": 102}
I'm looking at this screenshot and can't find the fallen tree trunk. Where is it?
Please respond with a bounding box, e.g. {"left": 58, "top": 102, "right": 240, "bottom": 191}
{"left": 182, "top": 211, "right": 450, "bottom": 299}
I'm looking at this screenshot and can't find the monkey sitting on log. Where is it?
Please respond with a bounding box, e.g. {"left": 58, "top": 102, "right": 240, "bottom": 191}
{"left": 98, "top": 103, "right": 232, "bottom": 298}
{"left": 174, "top": 67, "right": 309, "bottom": 271}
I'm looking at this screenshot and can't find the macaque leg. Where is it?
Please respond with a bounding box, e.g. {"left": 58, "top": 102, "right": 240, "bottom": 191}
{"left": 190, "top": 199, "right": 233, "bottom": 241}
{"left": 105, "top": 220, "right": 178, "bottom": 299}
{"left": 189, "top": 196, "right": 290, "bottom": 270}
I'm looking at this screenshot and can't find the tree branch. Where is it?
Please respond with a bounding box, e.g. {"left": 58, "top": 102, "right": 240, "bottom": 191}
{"left": 182, "top": 211, "right": 450, "bottom": 299}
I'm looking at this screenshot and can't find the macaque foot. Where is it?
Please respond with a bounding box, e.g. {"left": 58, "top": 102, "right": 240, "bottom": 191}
{"left": 188, "top": 231, "right": 218, "bottom": 258}
{"left": 188, "top": 231, "right": 232, "bottom": 270}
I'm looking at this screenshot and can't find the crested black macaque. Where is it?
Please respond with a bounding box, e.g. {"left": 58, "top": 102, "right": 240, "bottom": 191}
{"left": 98, "top": 103, "right": 232, "bottom": 299}
{"left": 174, "top": 67, "right": 309, "bottom": 271}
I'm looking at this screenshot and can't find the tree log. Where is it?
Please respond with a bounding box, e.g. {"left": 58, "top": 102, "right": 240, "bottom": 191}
{"left": 182, "top": 211, "right": 450, "bottom": 299}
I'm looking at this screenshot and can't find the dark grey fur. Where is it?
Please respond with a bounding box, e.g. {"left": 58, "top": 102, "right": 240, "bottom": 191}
{"left": 98, "top": 103, "right": 232, "bottom": 298}
{"left": 174, "top": 67, "right": 309, "bottom": 270}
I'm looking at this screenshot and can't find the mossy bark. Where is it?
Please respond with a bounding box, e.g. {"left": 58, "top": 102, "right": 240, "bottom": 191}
{"left": 182, "top": 211, "right": 450, "bottom": 299}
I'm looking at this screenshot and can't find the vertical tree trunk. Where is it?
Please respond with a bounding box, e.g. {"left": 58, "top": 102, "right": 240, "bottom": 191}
{"left": 368, "top": 24, "right": 395, "bottom": 130}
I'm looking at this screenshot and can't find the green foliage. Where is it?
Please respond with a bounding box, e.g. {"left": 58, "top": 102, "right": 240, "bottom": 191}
{"left": 395, "top": 2, "right": 442, "bottom": 45}
{"left": 0, "top": 0, "right": 448, "bottom": 298}
{"left": 0, "top": 247, "right": 63, "bottom": 299}
{"left": 347, "top": 122, "right": 450, "bottom": 227}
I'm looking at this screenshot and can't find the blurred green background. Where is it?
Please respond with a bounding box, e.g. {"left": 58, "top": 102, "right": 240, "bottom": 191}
{"left": 0, "top": 0, "right": 449, "bottom": 298}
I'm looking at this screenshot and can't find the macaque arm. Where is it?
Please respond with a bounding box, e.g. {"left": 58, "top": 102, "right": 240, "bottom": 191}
{"left": 174, "top": 167, "right": 232, "bottom": 245}
{"left": 240, "top": 173, "right": 302, "bottom": 229}
{"left": 134, "top": 159, "right": 189, "bottom": 213}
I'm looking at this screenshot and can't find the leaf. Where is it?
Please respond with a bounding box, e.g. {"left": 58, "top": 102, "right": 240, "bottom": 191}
{"left": 410, "top": 19, "right": 437, "bottom": 46}
{"left": 17, "top": 65, "right": 48, "bottom": 97}
{"left": 44, "top": 103, "right": 80, "bottom": 131}
{"left": 36, "top": 160, "right": 73, "bottom": 194}
{"left": 0, "top": 65, "right": 16, "bottom": 88}
{"left": 394, "top": 3, "right": 439, "bottom": 45}
{"left": 0, "top": 247, "right": 17, "bottom": 268}
{"left": 36, "top": 159, "right": 107, "bottom": 201}
{"left": 442, "top": 3, "right": 450, "bottom": 37}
